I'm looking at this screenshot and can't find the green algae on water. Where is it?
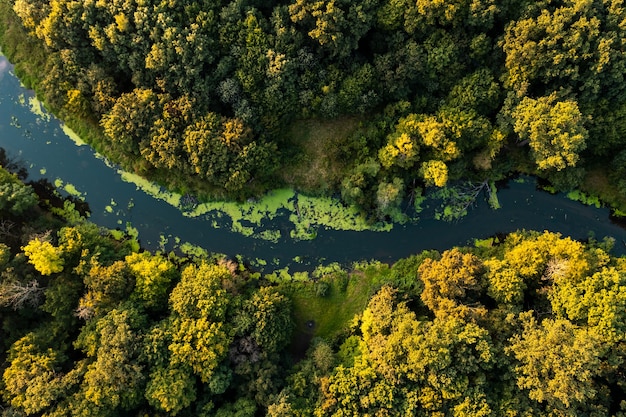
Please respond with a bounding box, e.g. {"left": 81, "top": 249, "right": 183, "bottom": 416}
{"left": 179, "top": 242, "right": 210, "bottom": 259}
{"left": 39, "top": 121, "right": 401, "bottom": 241}
{"left": 28, "top": 96, "right": 50, "bottom": 121}
{"left": 63, "top": 183, "right": 81, "bottom": 198}
{"left": 613, "top": 208, "right": 626, "bottom": 218}
{"left": 488, "top": 181, "right": 501, "bottom": 210}
{"left": 61, "top": 124, "right": 87, "bottom": 147}
{"left": 567, "top": 190, "right": 602, "bottom": 208}
{"left": 120, "top": 170, "right": 181, "bottom": 208}
{"left": 474, "top": 237, "right": 494, "bottom": 248}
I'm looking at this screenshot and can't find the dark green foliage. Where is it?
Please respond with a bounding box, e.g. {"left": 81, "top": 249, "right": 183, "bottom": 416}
{"left": 610, "top": 150, "right": 626, "bottom": 196}
{"left": 0, "top": 170, "right": 37, "bottom": 216}
{"left": 3, "top": 0, "right": 625, "bottom": 206}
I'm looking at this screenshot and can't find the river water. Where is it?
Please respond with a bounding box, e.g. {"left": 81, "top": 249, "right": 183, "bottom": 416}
{"left": 1, "top": 54, "right": 625, "bottom": 271}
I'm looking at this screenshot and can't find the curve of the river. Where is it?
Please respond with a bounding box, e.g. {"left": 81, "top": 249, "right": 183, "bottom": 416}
{"left": 1, "top": 54, "right": 625, "bottom": 271}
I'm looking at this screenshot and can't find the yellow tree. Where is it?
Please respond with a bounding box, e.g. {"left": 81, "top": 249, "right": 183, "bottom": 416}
{"left": 126, "top": 251, "right": 178, "bottom": 310}
{"left": 22, "top": 236, "right": 64, "bottom": 276}
{"left": 420, "top": 159, "right": 448, "bottom": 187}
{"left": 418, "top": 248, "right": 486, "bottom": 320}
{"left": 507, "top": 315, "right": 607, "bottom": 414}
{"left": 512, "top": 94, "right": 588, "bottom": 171}
{"left": 2, "top": 334, "right": 68, "bottom": 415}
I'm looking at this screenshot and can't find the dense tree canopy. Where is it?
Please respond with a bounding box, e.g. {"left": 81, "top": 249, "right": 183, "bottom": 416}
{"left": 3, "top": 0, "right": 626, "bottom": 411}
{"left": 2, "top": 168, "right": 626, "bottom": 416}
{"left": 3, "top": 0, "right": 626, "bottom": 206}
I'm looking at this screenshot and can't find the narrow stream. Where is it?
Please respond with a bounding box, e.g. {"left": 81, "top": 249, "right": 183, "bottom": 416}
{"left": 1, "top": 54, "right": 625, "bottom": 271}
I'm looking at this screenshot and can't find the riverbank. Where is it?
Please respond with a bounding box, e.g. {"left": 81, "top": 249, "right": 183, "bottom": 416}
{"left": 1, "top": 0, "right": 626, "bottom": 224}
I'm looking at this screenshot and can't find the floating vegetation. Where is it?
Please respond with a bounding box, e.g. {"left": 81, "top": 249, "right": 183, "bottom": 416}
{"left": 53, "top": 178, "right": 85, "bottom": 200}
{"left": 264, "top": 267, "right": 311, "bottom": 283}
{"left": 46, "top": 120, "right": 400, "bottom": 241}
{"left": 109, "top": 229, "right": 125, "bottom": 240}
{"left": 474, "top": 237, "right": 494, "bottom": 248}
{"left": 125, "top": 224, "right": 140, "bottom": 252}
{"left": 614, "top": 208, "right": 626, "bottom": 218}
{"left": 119, "top": 170, "right": 181, "bottom": 207}
{"left": 28, "top": 96, "right": 50, "bottom": 121}
{"left": 258, "top": 229, "right": 281, "bottom": 242}
{"left": 253, "top": 258, "right": 268, "bottom": 267}
{"left": 62, "top": 183, "right": 82, "bottom": 199}
{"left": 488, "top": 181, "right": 501, "bottom": 209}
{"left": 9, "top": 115, "right": 20, "bottom": 128}
{"left": 289, "top": 194, "right": 392, "bottom": 240}
{"left": 61, "top": 124, "right": 86, "bottom": 146}
{"left": 107, "top": 224, "right": 140, "bottom": 252}
{"left": 39, "top": 168, "right": 46, "bottom": 175}
{"left": 566, "top": 190, "right": 602, "bottom": 208}
{"left": 179, "top": 242, "right": 210, "bottom": 259}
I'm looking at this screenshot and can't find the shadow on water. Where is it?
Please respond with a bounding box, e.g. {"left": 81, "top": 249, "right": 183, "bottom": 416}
{"left": 1, "top": 54, "right": 625, "bottom": 272}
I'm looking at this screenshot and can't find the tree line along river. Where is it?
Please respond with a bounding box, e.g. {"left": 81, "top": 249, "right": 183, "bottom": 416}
{"left": 1, "top": 54, "right": 625, "bottom": 271}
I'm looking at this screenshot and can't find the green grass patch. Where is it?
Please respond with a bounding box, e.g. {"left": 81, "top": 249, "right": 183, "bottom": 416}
{"left": 286, "top": 269, "right": 375, "bottom": 341}
{"left": 280, "top": 117, "right": 361, "bottom": 194}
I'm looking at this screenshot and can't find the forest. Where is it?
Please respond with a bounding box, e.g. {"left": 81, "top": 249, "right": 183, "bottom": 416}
{"left": 1, "top": 162, "right": 626, "bottom": 416}
{"left": 1, "top": 0, "right": 626, "bottom": 218}
{"left": 2, "top": 0, "right": 626, "bottom": 415}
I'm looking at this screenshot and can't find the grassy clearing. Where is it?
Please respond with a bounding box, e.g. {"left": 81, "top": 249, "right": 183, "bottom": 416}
{"left": 287, "top": 271, "right": 375, "bottom": 341}
{"left": 280, "top": 117, "right": 361, "bottom": 195}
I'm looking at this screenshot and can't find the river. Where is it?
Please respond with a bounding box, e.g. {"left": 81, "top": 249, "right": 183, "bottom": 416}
{"left": 1, "top": 54, "right": 625, "bottom": 271}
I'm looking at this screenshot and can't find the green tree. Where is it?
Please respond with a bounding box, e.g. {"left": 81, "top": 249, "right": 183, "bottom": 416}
{"left": 289, "top": 0, "right": 381, "bottom": 59}
{"left": 74, "top": 308, "right": 147, "bottom": 414}
{"left": 242, "top": 286, "right": 293, "bottom": 354}
{"left": 169, "top": 317, "right": 231, "bottom": 384}
{"left": 167, "top": 262, "right": 233, "bottom": 384}
{"left": 76, "top": 258, "right": 133, "bottom": 319}
{"left": 375, "top": 177, "right": 405, "bottom": 219}
{"left": 142, "top": 95, "right": 196, "bottom": 172}
{"left": 169, "top": 262, "right": 231, "bottom": 320}
{"left": 0, "top": 182, "right": 37, "bottom": 216}
{"left": 145, "top": 364, "right": 197, "bottom": 415}
{"left": 502, "top": 0, "right": 626, "bottom": 106}
{"left": 101, "top": 88, "right": 161, "bottom": 156}
{"left": 317, "top": 286, "right": 495, "bottom": 416}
